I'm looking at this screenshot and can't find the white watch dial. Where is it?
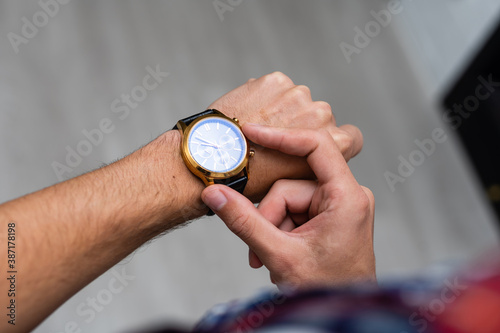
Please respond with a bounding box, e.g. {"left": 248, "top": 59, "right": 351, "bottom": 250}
{"left": 188, "top": 117, "right": 247, "bottom": 173}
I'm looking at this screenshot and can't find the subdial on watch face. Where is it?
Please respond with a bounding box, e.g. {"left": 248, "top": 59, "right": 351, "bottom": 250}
{"left": 214, "top": 150, "right": 230, "bottom": 166}
{"left": 197, "top": 145, "right": 214, "bottom": 158}
{"left": 219, "top": 135, "right": 235, "bottom": 150}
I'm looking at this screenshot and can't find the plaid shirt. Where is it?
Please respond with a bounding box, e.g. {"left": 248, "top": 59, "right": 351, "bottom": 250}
{"left": 194, "top": 260, "right": 500, "bottom": 333}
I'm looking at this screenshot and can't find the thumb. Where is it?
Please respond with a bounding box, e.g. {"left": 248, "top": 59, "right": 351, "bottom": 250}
{"left": 201, "top": 185, "right": 282, "bottom": 256}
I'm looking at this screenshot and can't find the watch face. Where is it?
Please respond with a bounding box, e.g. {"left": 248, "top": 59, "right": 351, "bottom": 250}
{"left": 187, "top": 117, "right": 247, "bottom": 173}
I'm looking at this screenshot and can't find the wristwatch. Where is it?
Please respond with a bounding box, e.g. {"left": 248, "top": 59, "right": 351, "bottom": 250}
{"left": 173, "top": 109, "right": 254, "bottom": 215}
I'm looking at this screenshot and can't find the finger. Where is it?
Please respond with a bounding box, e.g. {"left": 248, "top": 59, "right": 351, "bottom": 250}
{"left": 289, "top": 213, "right": 310, "bottom": 226}
{"left": 243, "top": 124, "right": 358, "bottom": 187}
{"left": 249, "top": 178, "right": 313, "bottom": 269}
{"left": 248, "top": 212, "right": 298, "bottom": 269}
{"left": 361, "top": 186, "right": 375, "bottom": 215}
{"left": 300, "top": 102, "right": 362, "bottom": 162}
{"left": 279, "top": 216, "right": 297, "bottom": 231}
{"left": 201, "top": 185, "right": 284, "bottom": 256}
{"left": 258, "top": 179, "right": 316, "bottom": 227}
{"left": 334, "top": 124, "right": 363, "bottom": 161}
{"left": 249, "top": 249, "right": 263, "bottom": 268}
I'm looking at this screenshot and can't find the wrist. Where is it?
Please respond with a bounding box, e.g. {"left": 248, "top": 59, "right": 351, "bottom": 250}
{"left": 112, "top": 130, "right": 208, "bottom": 236}
{"left": 149, "top": 129, "right": 210, "bottom": 223}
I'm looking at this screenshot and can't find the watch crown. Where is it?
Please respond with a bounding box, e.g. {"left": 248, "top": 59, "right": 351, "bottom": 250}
{"left": 233, "top": 118, "right": 239, "bottom": 123}
{"left": 249, "top": 150, "right": 255, "bottom": 157}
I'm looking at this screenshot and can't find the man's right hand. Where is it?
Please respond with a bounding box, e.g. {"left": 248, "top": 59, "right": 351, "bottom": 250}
{"left": 201, "top": 123, "right": 376, "bottom": 289}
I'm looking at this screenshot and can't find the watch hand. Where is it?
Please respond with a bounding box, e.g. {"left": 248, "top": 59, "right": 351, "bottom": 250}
{"left": 195, "top": 137, "right": 220, "bottom": 148}
{"left": 197, "top": 142, "right": 218, "bottom": 149}
{"left": 217, "top": 149, "right": 229, "bottom": 166}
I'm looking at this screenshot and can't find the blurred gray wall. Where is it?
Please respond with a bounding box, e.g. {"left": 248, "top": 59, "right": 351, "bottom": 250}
{"left": 0, "top": 1, "right": 499, "bottom": 332}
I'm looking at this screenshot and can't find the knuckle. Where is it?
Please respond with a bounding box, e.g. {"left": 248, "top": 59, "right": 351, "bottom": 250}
{"left": 343, "top": 132, "right": 355, "bottom": 151}
{"left": 313, "top": 105, "right": 333, "bottom": 124}
{"left": 316, "top": 128, "right": 332, "bottom": 144}
{"left": 314, "top": 101, "right": 333, "bottom": 123}
{"left": 341, "top": 124, "right": 363, "bottom": 144}
{"left": 350, "top": 187, "right": 374, "bottom": 224}
{"left": 229, "top": 212, "right": 255, "bottom": 241}
{"left": 265, "top": 71, "right": 292, "bottom": 85}
{"left": 334, "top": 130, "right": 355, "bottom": 155}
{"left": 288, "top": 85, "right": 311, "bottom": 101}
{"left": 273, "top": 179, "right": 290, "bottom": 191}
{"left": 325, "top": 185, "right": 347, "bottom": 203}
{"left": 272, "top": 179, "right": 301, "bottom": 198}
{"left": 358, "top": 192, "right": 372, "bottom": 213}
{"left": 296, "top": 84, "right": 311, "bottom": 96}
{"left": 360, "top": 186, "right": 375, "bottom": 210}
{"left": 314, "top": 100, "right": 332, "bottom": 113}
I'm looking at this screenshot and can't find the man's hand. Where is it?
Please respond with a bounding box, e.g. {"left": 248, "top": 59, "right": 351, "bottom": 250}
{"left": 0, "top": 72, "right": 365, "bottom": 332}
{"left": 204, "top": 72, "right": 363, "bottom": 201}
{"left": 201, "top": 123, "right": 375, "bottom": 289}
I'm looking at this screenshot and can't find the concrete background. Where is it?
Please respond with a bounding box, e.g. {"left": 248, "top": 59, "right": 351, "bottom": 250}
{"left": 0, "top": 1, "right": 499, "bottom": 332}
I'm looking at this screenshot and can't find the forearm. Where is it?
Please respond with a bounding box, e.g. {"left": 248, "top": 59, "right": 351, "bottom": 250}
{"left": 0, "top": 130, "right": 205, "bottom": 332}
{"left": 0, "top": 123, "right": 312, "bottom": 331}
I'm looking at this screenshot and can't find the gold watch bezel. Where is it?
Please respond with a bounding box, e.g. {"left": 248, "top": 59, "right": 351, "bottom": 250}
{"left": 176, "top": 113, "right": 250, "bottom": 186}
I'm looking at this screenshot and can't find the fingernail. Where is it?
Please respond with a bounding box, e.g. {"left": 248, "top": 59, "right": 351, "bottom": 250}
{"left": 203, "top": 188, "right": 227, "bottom": 211}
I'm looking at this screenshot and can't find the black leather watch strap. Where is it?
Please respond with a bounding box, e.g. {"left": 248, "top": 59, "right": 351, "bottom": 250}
{"left": 214, "top": 176, "right": 248, "bottom": 193}
{"left": 171, "top": 109, "right": 219, "bottom": 130}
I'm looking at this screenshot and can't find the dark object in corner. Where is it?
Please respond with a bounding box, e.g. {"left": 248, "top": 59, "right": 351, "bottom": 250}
{"left": 443, "top": 19, "right": 500, "bottom": 224}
